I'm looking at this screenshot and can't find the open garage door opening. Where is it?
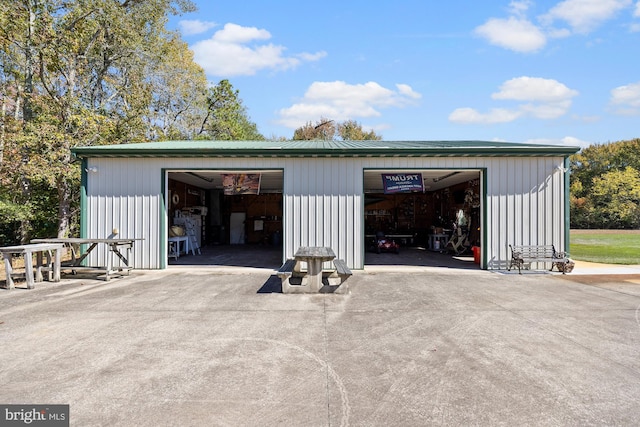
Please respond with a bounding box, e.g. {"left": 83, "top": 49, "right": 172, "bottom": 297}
{"left": 363, "top": 169, "right": 483, "bottom": 268}
{"left": 167, "top": 170, "right": 283, "bottom": 268}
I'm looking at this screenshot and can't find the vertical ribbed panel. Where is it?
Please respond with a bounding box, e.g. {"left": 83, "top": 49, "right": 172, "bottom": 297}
{"left": 85, "top": 158, "right": 162, "bottom": 268}
{"left": 283, "top": 158, "right": 362, "bottom": 269}
{"left": 84, "top": 155, "right": 566, "bottom": 270}
{"left": 483, "top": 157, "right": 565, "bottom": 269}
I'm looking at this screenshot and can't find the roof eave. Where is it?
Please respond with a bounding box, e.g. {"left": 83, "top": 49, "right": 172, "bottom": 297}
{"left": 71, "top": 146, "right": 580, "bottom": 159}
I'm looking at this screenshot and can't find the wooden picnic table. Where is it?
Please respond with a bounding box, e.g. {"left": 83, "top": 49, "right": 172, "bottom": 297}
{"left": 31, "top": 238, "right": 141, "bottom": 281}
{"left": 294, "top": 246, "right": 337, "bottom": 292}
{"left": 1, "top": 243, "right": 63, "bottom": 289}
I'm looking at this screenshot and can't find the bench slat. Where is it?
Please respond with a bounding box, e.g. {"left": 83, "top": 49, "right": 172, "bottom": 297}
{"left": 333, "top": 259, "right": 352, "bottom": 276}
{"left": 277, "top": 259, "right": 297, "bottom": 277}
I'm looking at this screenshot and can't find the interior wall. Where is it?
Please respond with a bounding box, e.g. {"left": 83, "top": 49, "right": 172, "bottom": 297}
{"left": 364, "top": 177, "right": 481, "bottom": 248}
{"left": 225, "top": 194, "right": 282, "bottom": 245}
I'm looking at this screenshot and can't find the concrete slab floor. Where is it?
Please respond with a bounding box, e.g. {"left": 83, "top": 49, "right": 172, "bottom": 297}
{"left": 1, "top": 266, "right": 639, "bottom": 426}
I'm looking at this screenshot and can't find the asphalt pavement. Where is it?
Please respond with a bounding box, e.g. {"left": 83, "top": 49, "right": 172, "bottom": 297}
{"left": 1, "top": 262, "right": 639, "bottom": 426}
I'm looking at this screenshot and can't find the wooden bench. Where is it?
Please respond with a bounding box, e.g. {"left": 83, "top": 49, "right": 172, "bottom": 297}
{"left": 331, "top": 259, "right": 353, "bottom": 284}
{"left": 1, "top": 243, "right": 64, "bottom": 289}
{"left": 508, "top": 244, "right": 570, "bottom": 274}
{"left": 277, "top": 259, "right": 299, "bottom": 289}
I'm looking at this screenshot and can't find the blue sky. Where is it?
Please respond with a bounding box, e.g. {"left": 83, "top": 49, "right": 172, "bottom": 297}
{"left": 169, "top": 0, "right": 640, "bottom": 147}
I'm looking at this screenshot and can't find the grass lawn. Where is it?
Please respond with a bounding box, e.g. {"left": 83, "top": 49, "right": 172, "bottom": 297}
{"left": 570, "top": 230, "right": 640, "bottom": 264}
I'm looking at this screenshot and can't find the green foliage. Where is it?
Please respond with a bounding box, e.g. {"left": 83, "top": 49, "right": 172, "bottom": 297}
{"left": 0, "top": 181, "right": 58, "bottom": 245}
{"left": 202, "top": 79, "right": 265, "bottom": 140}
{"left": 292, "top": 118, "right": 382, "bottom": 140}
{"left": 590, "top": 167, "right": 640, "bottom": 228}
{"left": 338, "top": 119, "right": 383, "bottom": 141}
{"left": 0, "top": 0, "right": 208, "bottom": 242}
{"left": 570, "top": 138, "right": 640, "bottom": 229}
{"left": 200, "top": 80, "right": 265, "bottom": 141}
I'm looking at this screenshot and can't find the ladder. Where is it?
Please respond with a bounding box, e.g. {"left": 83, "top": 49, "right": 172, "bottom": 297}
{"left": 175, "top": 216, "right": 201, "bottom": 255}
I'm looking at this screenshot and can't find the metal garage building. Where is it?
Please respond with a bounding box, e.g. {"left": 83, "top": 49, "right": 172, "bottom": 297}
{"left": 71, "top": 140, "right": 579, "bottom": 270}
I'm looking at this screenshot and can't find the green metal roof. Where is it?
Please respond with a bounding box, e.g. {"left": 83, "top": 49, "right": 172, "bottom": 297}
{"left": 71, "top": 140, "right": 580, "bottom": 158}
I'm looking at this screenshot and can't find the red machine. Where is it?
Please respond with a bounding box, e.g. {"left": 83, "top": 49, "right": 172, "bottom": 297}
{"left": 375, "top": 231, "right": 400, "bottom": 254}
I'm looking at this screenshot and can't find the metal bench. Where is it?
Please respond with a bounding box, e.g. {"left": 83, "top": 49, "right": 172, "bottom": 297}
{"left": 508, "top": 244, "right": 570, "bottom": 274}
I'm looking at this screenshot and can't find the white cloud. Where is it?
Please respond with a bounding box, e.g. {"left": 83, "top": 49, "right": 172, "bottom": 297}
{"left": 632, "top": 2, "right": 640, "bottom": 31}
{"left": 541, "top": 0, "right": 633, "bottom": 34}
{"left": 492, "top": 76, "right": 579, "bottom": 103}
{"left": 449, "top": 108, "right": 523, "bottom": 124}
{"left": 508, "top": 0, "right": 534, "bottom": 17}
{"left": 396, "top": 84, "right": 422, "bottom": 100}
{"left": 474, "top": 17, "right": 547, "bottom": 52}
{"left": 609, "top": 81, "right": 640, "bottom": 115}
{"left": 519, "top": 100, "right": 573, "bottom": 119}
{"left": 212, "top": 23, "right": 270, "bottom": 43}
{"left": 449, "top": 76, "right": 578, "bottom": 124}
{"left": 275, "top": 81, "right": 421, "bottom": 129}
{"left": 297, "top": 51, "right": 328, "bottom": 61}
{"left": 190, "top": 23, "right": 326, "bottom": 77}
{"left": 178, "top": 20, "right": 217, "bottom": 36}
{"left": 477, "top": 0, "right": 636, "bottom": 52}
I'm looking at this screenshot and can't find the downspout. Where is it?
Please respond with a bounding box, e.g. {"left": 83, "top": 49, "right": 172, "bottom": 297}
{"left": 160, "top": 169, "right": 167, "bottom": 269}
{"left": 564, "top": 156, "right": 571, "bottom": 252}
{"left": 481, "top": 168, "right": 488, "bottom": 269}
{"left": 80, "top": 158, "right": 88, "bottom": 239}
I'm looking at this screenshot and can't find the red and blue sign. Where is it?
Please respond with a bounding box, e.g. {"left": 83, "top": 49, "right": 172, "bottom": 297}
{"left": 381, "top": 173, "right": 424, "bottom": 194}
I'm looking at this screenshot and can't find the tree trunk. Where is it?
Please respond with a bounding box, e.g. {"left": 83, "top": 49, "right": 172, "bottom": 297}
{"left": 17, "top": 1, "right": 38, "bottom": 243}
{"left": 0, "top": 100, "right": 5, "bottom": 165}
{"left": 57, "top": 179, "right": 72, "bottom": 238}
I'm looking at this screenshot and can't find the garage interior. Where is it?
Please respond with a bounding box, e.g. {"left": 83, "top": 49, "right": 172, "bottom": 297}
{"left": 168, "top": 170, "right": 284, "bottom": 246}
{"left": 167, "top": 169, "right": 481, "bottom": 269}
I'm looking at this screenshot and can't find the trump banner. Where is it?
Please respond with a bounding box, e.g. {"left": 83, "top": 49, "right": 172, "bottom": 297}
{"left": 381, "top": 173, "right": 424, "bottom": 194}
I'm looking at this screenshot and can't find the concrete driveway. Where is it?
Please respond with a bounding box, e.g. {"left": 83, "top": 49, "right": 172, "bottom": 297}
{"left": 1, "top": 265, "right": 639, "bottom": 426}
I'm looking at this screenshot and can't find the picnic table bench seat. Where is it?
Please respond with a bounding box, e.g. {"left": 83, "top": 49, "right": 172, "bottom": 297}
{"left": 508, "top": 244, "right": 571, "bottom": 274}
{"left": 277, "top": 258, "right": 299, "bottom": 282}
{"left": 331, "top": 259, "right": 352, "bottom": 283}
{"left": 1, "top": 243, "right": 63, "bottom": 289}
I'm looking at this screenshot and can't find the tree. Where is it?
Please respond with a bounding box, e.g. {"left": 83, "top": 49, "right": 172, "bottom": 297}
{"left": 589, "top": 167, "right": 640, "bottom": 229}
{"left": 293, "top": 118, "right": 336, "bottom": 141}
{"left": 199, "top": 79, "right": 264, "bottom": 141}
{"left": 337, "top": 119, "right": 382, "bottom": 141}
{"left": 292, "top": 118, "right": 382, "bottom": 140}
{"left": 146, "top": 35, "right": 208, "bottom": 141}
{"left": 570, "top": 138, "right": 640, "bottom": 229}
{"left": 570, "top": 139, "right": 640, "bottom": 199}
{"left": 0, "top": 0, "right": 200, "bottom": 242}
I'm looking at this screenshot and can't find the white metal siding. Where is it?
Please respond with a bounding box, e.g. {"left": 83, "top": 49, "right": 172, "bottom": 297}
{"left": 283, "top": 158, "right": 362, "bottom": 268}
{"left": 483, "top": 157, "right": 566, "bottom": 269}
{"left": 85, "top": 155, "right": 567, "bottom": 270}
